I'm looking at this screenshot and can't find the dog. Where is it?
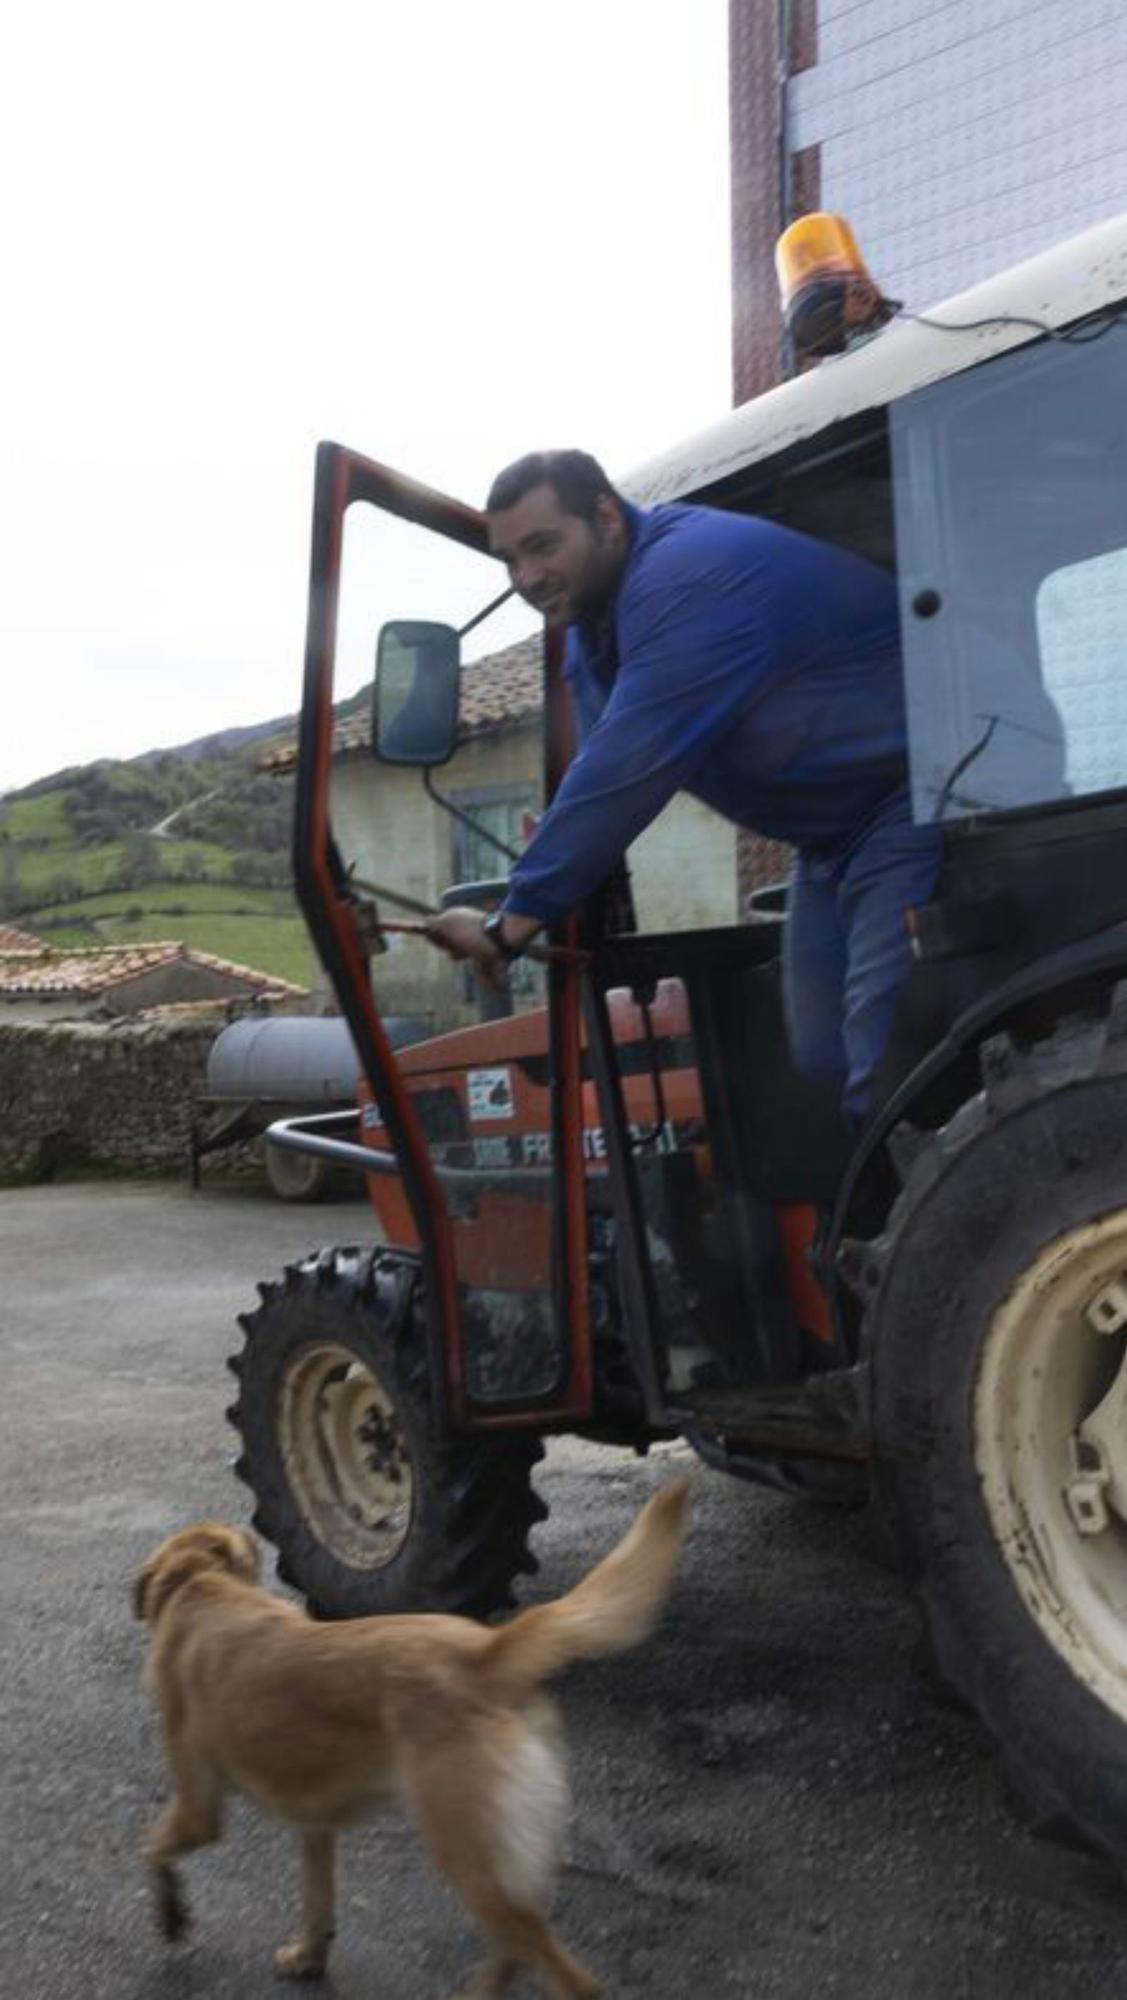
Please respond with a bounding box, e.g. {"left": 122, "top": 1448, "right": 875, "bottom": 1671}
{"left": 134, "top": 1477, "right": 691, "bottom": 1998}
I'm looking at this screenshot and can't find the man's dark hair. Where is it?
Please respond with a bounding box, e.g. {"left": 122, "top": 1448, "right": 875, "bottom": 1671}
{"left": 486, "top": 450, "right": 625, "bottom": 523}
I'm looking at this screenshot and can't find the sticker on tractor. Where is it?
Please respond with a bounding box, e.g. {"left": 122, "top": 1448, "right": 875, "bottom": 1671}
{"left": 467, "top": 1067, "right": 515, "bottom": 1122}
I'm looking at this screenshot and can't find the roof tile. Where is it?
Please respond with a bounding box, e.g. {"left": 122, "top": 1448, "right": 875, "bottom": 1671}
{"left": 0, "top": 923, "right": 43, "bottom": 952}
{"left": 0, "top": 941, "right": 306, "bottom": 1001}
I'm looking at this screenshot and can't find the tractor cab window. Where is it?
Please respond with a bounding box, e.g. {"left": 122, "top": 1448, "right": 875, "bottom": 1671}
{"left": 331, "top": 495, "right": 564, "bottom": 1409}
{"left": 1036, "top": 547, "right": 1127, "bottom": 797}
{"left": 891, "top": 330, "right": 1127, "bottom": 823}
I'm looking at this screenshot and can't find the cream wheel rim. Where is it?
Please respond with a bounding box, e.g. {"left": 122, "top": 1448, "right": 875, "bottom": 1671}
{"left": 976, "top": 1211, "right": 1127, "bottom": 1720}
{"left": 277, "top": 1341, "right": 413, "bottom": 1570}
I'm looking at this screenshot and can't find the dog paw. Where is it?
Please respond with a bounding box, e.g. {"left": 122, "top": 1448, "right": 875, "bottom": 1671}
{"left": 154, "top": 1873, "right": 190, "bottom": 1942}
{"left": 448, "top": 1965, "right": 517, "bottom": 2000}
{"left": 274, "top": 1941, "right": 329, "bottom": 1980}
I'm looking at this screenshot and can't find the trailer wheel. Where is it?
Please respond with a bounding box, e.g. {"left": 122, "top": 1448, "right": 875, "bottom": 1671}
{"left": 264, "top": 1140, "right": 331, "bottom": 1204}
{"left": 227, "top": 1248, "right": 546, "bottom": 1618}
{"left": 857, "top": 1009, "right": 1127, "bottom": 1860}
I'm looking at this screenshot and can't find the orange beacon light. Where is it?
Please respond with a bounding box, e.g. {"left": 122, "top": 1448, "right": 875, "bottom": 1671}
{"left": 775, "top": 213, "right": 891, "bottom": 361}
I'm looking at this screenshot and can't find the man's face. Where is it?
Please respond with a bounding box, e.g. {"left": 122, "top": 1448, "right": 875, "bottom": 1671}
{"left": 487, "top": 482, "right": 628, "bottom": 629}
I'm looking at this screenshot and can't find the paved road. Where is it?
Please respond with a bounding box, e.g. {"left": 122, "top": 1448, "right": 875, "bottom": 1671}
{"left": 5, "top": 1180, "right": 1127, "bottom": 1998}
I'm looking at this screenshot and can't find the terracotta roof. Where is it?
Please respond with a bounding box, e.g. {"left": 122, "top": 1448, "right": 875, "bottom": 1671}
{"left": 257, "top": 633, "right": 542, "bottom": 775}
{"left": 461, "top": 635, "right": 543, "bottom": 733}
{"left": 130, "top": 997, "right": 282, "bottom": 1022}
{"left": 163, "top": 945, "right": 307, "bottom": 996}
{"left": 0, "top": 942, "right": 306, "bottom": 1001}
{"left": 0, "top": 923, "right": 42, "bottom": 952}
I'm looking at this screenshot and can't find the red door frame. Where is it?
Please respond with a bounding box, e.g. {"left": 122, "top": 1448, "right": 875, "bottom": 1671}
{"left": 295, "top": 441, "right": 592, "bottom": 1430}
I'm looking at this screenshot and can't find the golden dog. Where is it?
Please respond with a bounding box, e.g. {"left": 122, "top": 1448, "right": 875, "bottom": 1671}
{"left": 134, "top": 1478, "right": 691, "bottom": 1997}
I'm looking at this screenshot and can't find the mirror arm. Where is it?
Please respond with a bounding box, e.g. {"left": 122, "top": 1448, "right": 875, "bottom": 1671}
{"left": 457, "top": 584, "right": 515, "bottom": 642}
{"left": 422, "top": 767, "right": 523, "bottom": 865}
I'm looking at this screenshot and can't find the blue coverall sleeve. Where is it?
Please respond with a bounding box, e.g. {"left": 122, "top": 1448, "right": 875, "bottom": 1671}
{"left": 504, "top": 559, "right": 774, "bottom": 923}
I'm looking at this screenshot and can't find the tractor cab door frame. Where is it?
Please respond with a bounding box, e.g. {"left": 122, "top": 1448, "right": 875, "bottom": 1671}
{"left": 296, "top": 441, "right": 593, "bottom": 1432}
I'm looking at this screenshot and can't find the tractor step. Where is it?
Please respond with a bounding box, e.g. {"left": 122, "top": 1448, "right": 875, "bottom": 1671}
{"left": 669, "top": 1362, "right": 871, "bottom": 1462}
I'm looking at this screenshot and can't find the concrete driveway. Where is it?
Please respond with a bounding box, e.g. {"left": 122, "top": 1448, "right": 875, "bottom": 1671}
{"left": 5, "top": 1179, "right": 1127, "bottom": 1998}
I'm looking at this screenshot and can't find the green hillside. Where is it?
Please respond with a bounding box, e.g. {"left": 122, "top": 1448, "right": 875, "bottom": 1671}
{"left": 0, "top": 744, "right": 315, "bottom": 990}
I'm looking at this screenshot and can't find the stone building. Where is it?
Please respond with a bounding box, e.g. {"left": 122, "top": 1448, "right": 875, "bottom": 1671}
{"left": 260, "top": 635, "right": 737, "bottom": 1030}
{"left": 0, "top": 941, "right": 306, "bottom": 1024}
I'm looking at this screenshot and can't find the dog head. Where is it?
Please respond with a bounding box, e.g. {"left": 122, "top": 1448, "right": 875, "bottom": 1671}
{"left": 133, "top": 1522, "right": 261, "bottom": 1626}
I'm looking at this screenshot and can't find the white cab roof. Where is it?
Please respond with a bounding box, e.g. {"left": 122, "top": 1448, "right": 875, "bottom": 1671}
{"left": 624, "top": 212, "right": 1127, "bottom": 507}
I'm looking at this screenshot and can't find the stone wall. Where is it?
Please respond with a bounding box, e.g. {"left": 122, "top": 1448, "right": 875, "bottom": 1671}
{"left": 0, "top": 1015, "right": 248, "bottom": 1184}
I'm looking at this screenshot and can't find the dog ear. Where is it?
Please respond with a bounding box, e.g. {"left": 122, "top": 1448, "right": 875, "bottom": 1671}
{"left": 134, "top": 1527, "right": 261, "bottom": 1624}
{"left": 232, "top": 1528, "right": 262, "bottom": 1584}
{"left": 132, "top": 1553, "right": 158, "bottom": 1623}
{"left": 136, "top": 1543, "right": 217, "bottom": 1624}
{"left": 194, "top": 1525, "right": 260, "bottom": 1584}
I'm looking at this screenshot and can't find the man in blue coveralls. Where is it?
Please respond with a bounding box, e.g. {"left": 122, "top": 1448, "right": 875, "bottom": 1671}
{"left": 425, "top": 450, "right": 942, "bottom": 1128}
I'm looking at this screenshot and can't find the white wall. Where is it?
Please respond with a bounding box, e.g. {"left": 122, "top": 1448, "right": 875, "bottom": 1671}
{"left": 328, "top": 735, "right": 739, "bottom": 1028}
{"left": 791, "top": 1, "right": 1127, "bottom": 310}
{"left": 328, "top": 730, "right": 543, "bottom": 1028}
{"left": 629, "top": 796, "right": 741, "bottom": 931}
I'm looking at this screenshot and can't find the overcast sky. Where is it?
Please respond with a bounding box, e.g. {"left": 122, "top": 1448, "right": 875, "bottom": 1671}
{"left": 2, "top": 0, "right": 732, "bottom": 795}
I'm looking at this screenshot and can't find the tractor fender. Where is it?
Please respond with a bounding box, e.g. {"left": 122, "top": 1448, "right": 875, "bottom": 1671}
{"left": 826, "top": 926, "right": 1127, "bottom": 1279}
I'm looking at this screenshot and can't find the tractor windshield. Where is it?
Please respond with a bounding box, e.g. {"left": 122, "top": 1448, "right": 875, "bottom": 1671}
{"left": 891, "top": 329, "right": 1127, "bottom": 823}
{"left": 334, "top": 500, "right": 546, "bottom": 1025}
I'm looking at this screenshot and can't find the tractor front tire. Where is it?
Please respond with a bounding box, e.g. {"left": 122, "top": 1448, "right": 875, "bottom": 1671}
{"left": 862, "top": 1014, "right": 1127, "bottom": 1861}
{"left": 227, "top": 1247, "right": 546, "bottom": 1619}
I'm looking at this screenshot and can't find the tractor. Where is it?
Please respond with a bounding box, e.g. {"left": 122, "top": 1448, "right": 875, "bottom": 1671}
{"left": 229, "top": 211, "right": 1127, "bottom": 1860}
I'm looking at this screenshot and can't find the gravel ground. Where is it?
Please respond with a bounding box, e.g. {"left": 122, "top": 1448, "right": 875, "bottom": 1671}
{"left": 4, "top": 1180, "right": 1127, "bottom": 1997}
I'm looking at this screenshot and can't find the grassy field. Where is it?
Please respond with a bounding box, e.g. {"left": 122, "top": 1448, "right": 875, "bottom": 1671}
{"left": 35, "top": 884, "right": 297, "bottom": 921}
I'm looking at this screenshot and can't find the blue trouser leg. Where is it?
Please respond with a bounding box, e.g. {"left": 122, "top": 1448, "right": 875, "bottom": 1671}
{"left": 783, "top": 793, "right": 943, "bottom": 1128}
{"left": 782, "top": 853, "right": 849, "bottom": 1104}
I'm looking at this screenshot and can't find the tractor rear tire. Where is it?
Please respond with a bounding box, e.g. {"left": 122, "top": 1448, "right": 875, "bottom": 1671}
{"left": 227, "top": 1247, "right": 546, "bottom": 1619}
{"left": 861, "top": 1011, "right": 1127, "bottom": 1861}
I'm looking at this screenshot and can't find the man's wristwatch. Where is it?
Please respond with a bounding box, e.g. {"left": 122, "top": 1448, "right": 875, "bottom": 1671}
{"left": 482, "top": 910, "right": 523, "bottom": 961}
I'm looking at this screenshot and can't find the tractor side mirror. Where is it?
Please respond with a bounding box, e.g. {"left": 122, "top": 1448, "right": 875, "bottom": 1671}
{"left": 372, "top": 621, "right": 461, "bottom": 767}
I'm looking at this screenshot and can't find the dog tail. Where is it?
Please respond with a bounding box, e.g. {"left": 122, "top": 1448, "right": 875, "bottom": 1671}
{"left": 479, "top": 1477, "right": 691, "bottom": 1700}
